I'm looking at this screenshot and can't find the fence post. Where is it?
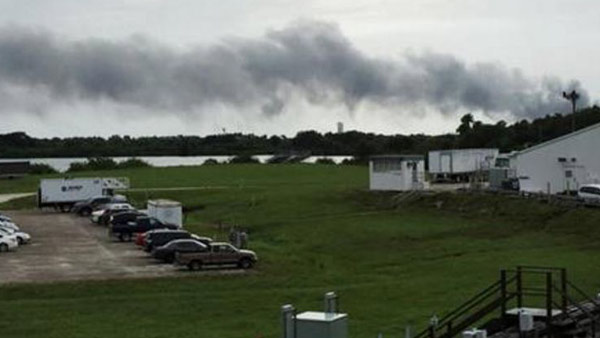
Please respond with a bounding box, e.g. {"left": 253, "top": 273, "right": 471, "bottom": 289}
{"left": 517, "top": 266, "right": 523, "bottom": 308}
{"left": 546, "top": 272, "right": 553, "bottom": 338}
{"left": 501, "top": 269, "right": 507, "bottom": 321}
{"left": 560, "top": 268, "right": 567, "bottom": 314}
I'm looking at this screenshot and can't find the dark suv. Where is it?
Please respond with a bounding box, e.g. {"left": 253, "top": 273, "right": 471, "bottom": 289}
{"left": 72, "top": 195, "right": 127, "bottom": 216}
{"left": 110, "top": 216, "right": 177, "bottom": 242}
{"left": 145, "top": 230, "right": 192, "bottom": 252}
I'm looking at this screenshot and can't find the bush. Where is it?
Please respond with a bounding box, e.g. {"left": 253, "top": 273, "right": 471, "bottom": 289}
{"left": 341, "top": 157, "right": 367, "bottom": 165}
{"left": 29, "top": 163, "right": 58, "bottom": 174}
{"left": 67, "top": 157, "right": 117, "bottom": 172}
{"left": 67, "top": 157, "right": 151, "bottom": 172}
{"left": 203, "top": 158, "right": 219, "bottom": 165}
{"left": 229, "top": 154, "right": 260, "bottom": 164}
{"left": 315, "top": 158, "right": 335, "bottom": 165}
{"left": 116, "top": 158, "right": 151, "bottom": 169}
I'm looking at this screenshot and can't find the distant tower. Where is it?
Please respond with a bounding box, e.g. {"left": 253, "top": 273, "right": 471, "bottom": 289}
{"left": 337, "top": 122, "right": 344, "bottom": 134}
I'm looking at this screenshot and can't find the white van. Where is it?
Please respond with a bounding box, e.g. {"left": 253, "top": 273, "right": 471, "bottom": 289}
{"left": 577, "top": 184, "right": 600, "bottom": 201}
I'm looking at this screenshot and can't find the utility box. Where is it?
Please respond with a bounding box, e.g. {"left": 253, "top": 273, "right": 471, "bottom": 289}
{"left": 296, "top": 311, "right": 348, "bottom": 338}
{"left": 463, "top": 329, "right": 487, "bottom": 338}
{"left": 147, "top": 199, "right": 182, "bottom": 228}
{"left": 519, "top": 310, "right": 534, "bottom": 332}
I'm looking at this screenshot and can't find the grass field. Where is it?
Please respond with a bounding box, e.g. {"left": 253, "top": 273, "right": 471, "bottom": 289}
{"left": 1, "top": 164, "right": 599, "bottom": 338}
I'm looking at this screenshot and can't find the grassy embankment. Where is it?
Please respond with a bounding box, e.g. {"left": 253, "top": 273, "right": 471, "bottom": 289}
{"left": 0, "top": 164, "right": 599, "bottom": 338}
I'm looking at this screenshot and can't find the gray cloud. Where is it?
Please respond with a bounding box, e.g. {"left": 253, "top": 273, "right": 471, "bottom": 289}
{"left": 0, "top": 21, "right": 590, "bottom": 119}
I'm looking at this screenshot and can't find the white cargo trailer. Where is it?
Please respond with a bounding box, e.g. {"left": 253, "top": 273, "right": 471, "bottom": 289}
{"left": 38, "top": 177, "right": 130, "bottom": 210}
{"left": 428, "top": 148, "right": 499, "bottom": 181}
{"left": 147, "top": 199, "right": 182, "bottom": 228}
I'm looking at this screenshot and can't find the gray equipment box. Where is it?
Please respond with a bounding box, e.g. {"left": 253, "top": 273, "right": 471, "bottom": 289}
{"left": 296, "top": 311, "right": 348, "bottom": 338}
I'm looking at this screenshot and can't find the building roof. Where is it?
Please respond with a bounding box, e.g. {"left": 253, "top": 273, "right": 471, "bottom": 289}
{"left": 516, "top": 121, "right": 600, "bottom": 156}
{"left": 429, "top": 148, "right": 498, "bottom": 153}
{"left": 369, "top": 154, "right": 424, "bottom": 161}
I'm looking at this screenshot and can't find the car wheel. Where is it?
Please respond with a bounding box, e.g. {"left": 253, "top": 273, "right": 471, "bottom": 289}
{"left": 166, "top": 254, "right": 175, "bottom": 264}
{"left": 122, "top": 233, "right": 132, "bottom": 242}
{"left": 80, "top": 208, "right": 92, "bottom": 217}
{"left": 188, "top": 260, "right": 202, "bottom": 271}
{"left": 17, "top": 237, "right": 23, "bottom": 245}
{"left": 239, "top": 258, "right": 253, "bottom": 269}
{"left": 0, "top": 243, "right": 8, "bottom": 252}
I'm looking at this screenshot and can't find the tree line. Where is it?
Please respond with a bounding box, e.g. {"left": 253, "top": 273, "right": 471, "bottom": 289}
{"left": 1, "top": 105, "right": 599, "bottom": 159}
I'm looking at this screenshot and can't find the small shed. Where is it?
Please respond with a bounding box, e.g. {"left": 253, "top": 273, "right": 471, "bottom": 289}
{"left": 369, "top": 155, "right": 426, "bottom": 191}
{"left": 147, "top": 199, "right": 183, "bottom": 228}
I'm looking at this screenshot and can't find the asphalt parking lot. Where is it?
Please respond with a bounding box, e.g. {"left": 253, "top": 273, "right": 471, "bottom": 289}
{"left": 0, "top": 210, "right": 243, "bottom": 284}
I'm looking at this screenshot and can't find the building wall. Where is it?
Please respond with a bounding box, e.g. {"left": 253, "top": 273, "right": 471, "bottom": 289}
{"left": 369, "top": 159, "right": 425, "bottom": 191}
{"left": 517, "top": 125, "right": 600, "bottom": 194}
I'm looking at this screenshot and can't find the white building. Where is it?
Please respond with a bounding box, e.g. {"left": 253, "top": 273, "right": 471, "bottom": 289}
{"left": 369, "top": 155, "right": 426, "bottom": 191}
{"left": 515, "top": 122, "right": 600, "bottom": 194}
{"left": 428, "top": 148, "right": 499, "bottom": 180}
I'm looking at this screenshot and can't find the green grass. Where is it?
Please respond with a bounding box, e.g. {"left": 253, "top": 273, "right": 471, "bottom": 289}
{"left": 1, "top": 164, "right": 600, "bottom": 338}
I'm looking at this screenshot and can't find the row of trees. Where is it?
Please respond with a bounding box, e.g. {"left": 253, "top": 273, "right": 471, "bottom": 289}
{"left": 1, "top": 106, "right": 599, "bottom": 159}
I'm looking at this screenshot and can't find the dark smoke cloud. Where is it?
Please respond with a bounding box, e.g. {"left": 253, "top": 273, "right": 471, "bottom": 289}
{"left": 0, "top": 21, "right": 590, "bottom": 119}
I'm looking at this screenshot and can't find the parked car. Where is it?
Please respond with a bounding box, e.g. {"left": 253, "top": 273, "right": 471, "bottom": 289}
{"left": 136, "top": 228, "right": 173, "bottom": 247}
{"left": 98, "top": 206, "right": 138, "bottom": 226}
{"left": 91, "top": 203, "right": 134, "bottom": 224}
{"left": 0, "top": 227, "right": 31, "bottom": 245}
{"left": 578, "top": 184, "right": 600, "bottom": 201}
{"left": 72, "top": 195, "right": 127, "bottom": 216}
{"left": 0, "top": 232, "right": 19, "bottom": 252}
{"left": 109, "top": 210, "right": 146, "bottom": 227}
{"left": 175, "top": 242, "right": 258, "bottom": 270}
{"left": 145, "top": 230, "right": 212, "bottom": 252}
{"left": 109, "top": 216, "right": 177, "bottom": 242}
{"left": 0, "top": 220, "right": 20, "bottom": 232}
{"left": 0, "top": 213, "right": 12, "bottom": 222}
{"left": 152, "top": 239, "right": 208, "bottom": 263}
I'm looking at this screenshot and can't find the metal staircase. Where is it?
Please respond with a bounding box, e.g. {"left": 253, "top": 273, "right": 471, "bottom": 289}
{"left": 414, "top": 266, "right": 600, "bottom": 338}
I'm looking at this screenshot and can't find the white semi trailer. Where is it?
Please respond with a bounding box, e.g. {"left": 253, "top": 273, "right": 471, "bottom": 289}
{"left": 38, "top": 177, "right": 130, "bottom": 211}
{"left": 428, "top": 148, "right": 499, "bottom": 182}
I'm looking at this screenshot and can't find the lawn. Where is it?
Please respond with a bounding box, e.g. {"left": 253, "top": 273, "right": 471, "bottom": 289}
{"left": 1, "top": 164, "right": 599, "bottom": 338}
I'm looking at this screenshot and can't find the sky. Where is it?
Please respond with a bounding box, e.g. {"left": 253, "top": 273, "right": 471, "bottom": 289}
{"left": 0, "top": 0, "right": 598, "bottom": 138}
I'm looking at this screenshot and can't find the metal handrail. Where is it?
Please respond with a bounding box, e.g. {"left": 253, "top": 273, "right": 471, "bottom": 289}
{"left": 553, "top": 284, "right": 598, "bottom": 338}
{"left": 414, "top": 276, "right": 517, "bottom": 338}
{"left": 567, "top": 280, "right": 600, "bottom": 310}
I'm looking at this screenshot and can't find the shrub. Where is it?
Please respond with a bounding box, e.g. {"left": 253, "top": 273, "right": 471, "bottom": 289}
{"left": 315, "top": 158, "right": 335, "bottom": 165}
{"left": 229, "top": 154, "right": 260, "bottom": 164}
{"left": 203, "top": 158, "right": 219, "bottom": 165}
{"left": 29, "top": 163, "right": 58, "bottom": 174}
{"left": 116, "top": 158, "right": 151, "bottom": 169}
{"left": 67, "top": 157, "right": 117, "bottom": 172}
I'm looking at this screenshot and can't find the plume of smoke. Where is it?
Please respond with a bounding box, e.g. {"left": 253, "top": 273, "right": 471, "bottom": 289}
{"left": 0, "top": 21, "right": 589, "bottom": 119}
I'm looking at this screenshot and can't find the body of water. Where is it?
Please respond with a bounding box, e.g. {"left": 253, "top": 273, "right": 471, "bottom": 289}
{"left": 0, "top": 155, "right": 354, "bottom": 172}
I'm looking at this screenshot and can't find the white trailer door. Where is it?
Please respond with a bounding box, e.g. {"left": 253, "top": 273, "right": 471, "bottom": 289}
{"left": 440, "top": 154, "right": 452, "bottom": 173}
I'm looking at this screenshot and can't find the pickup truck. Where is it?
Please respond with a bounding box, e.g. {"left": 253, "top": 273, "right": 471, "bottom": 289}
{"left": 175, "top": 242, "right": 257, "bottom": 270}
{"left": 109, "top": 216, "right": 177, "bottom": 242}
